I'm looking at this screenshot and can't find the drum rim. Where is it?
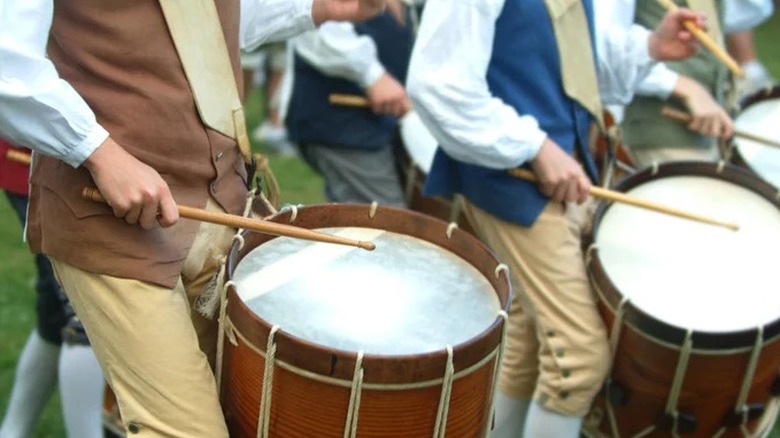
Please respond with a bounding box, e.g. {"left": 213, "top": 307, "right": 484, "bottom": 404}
{"left": 588, "top": 161, "right": 780, "bottom": 351}
{"left": 732, "top": 85, "right": 780, "bottom": 176}
{"left": 225, "top": 203, "right": 511, "bottom": 384}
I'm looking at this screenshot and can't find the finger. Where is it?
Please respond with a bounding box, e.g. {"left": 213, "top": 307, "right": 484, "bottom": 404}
{"left": 577, "top": 176, "right": 590, "bottom": 204}
{"left": 551, "top": 181, "right": 569, "bottom": 203}
{"left": 706, "top": 118, "right": 720, "bottom": 138}
{"left": 111, "top": 198, "right": 131, "bottom": 220}
{"left": 157, "top": 192, "right": 179, "bottom": 228}
{"left": 565, "top": 180, "right": 579, "bottom": 204}
{"left": 138, "top": 199, "right": 160, "bottom": 230}
{"left": 123, "top": 204, "right": 142, "bottom": 225}
{"left": 721, "top": 116, "right": 734, "bottom": 139}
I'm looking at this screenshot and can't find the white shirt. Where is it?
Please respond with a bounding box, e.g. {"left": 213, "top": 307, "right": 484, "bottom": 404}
{"left": 407, "top": 0, "right": 658, "bottom": 170}
{"left": 292, "top": 23, "right": 386, "bottom": 90}
{"left": 0, "top": 0, "right": 315, "bottom": 168}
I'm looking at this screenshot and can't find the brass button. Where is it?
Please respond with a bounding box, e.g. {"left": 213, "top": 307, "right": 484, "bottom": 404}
{"left": 555, "top": 348, "right": 565, "bottom": 358}
{"left": 560, "top": 390, "right": 570, "bottom": 399}
{"left": 546, "top": 330, "right": 555, "bottom": 337}
{"left": 562, "top": 369, "right": 571, "bottom": 378}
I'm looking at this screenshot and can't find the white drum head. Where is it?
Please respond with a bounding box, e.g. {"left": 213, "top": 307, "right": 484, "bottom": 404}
{"left": 596, "top": 176, "right": 780, "bottom": 333}
{"left": 400, "top": 110, "right": 438, "bottom": 173}
{"left": 232, "top": 227, "right": 500, "bottom": 355}
{"left": 735, "top": 98, "right": 780, "bottom": 188}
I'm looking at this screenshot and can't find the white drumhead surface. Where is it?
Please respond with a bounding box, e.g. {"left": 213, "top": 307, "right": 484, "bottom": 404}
{"left": 735, "top": 99, "right": 780, "bottom": 188}
{"left": 596, "top": 176, "right": 780, "bottom": 332}
{"left": 232, "top": 227, "right": 501, "bottom": 355}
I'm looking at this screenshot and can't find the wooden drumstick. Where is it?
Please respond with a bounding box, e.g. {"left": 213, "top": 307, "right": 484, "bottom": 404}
{"left": 508, "top": 168, "right": 740, "bottom": 231}
{"left": 329, "top": 94, "right": 370, "bottom": 108}
{"left": 81, "top": 188, "right": 377, "bottom": 251}
{"left": 661, "top": 106, "right": 780, "bottom": 149}
{"left": 656, "top": 0, "right": 744, "bottom": 78}
{"left": 6, "top": 149, "right": 31, "bottom": 165}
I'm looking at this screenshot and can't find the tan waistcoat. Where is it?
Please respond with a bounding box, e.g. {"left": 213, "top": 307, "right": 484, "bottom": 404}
{"left": 27, "top": 0, "right": 248, "bottom": 288}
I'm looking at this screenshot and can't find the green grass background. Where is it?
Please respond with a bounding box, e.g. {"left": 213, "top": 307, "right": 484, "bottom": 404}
{"left": 1, "top": 16, "right": 779, "bottom": 437}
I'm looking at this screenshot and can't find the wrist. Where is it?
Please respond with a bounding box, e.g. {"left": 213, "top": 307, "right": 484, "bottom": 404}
{"left": 311, "top": 0, "right": 333, "bottom": 26}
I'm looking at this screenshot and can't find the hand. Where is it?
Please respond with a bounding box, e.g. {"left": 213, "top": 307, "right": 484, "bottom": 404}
{"left": 312, "top": 0, "right": 387, "bottom": 25}
{"left": 83, "top": 137, "right": 179, "bottom": 230}
{"left": 530, "top": 138, "right": 590, "bottom": 204}
{"left": 648, "top": 9, "right": 706, "bottom": 61}
{"left": 674, "top": 76, "right": 733, "bottom": 138}
{"left": 366, "top": 72, "right": 411, "bottom": 117}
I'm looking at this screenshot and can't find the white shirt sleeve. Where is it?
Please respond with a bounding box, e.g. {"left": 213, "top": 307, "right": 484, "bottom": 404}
{"left": 406, "top": 0, "right": 547, "bottom": 170}
{"left": 291, "top": 23, "right": 385, "bottom": 88}
{"left": 0, "top": 0, "right": 108, "bottom": 168}
{"left": 723, "top": 0, "right": 774, "bottom": 32}
{"left": 594, "top": 0, "right": 678, "bottom": 100}
{"left": 240, "top": 0, "right": 316, "bottom": 51}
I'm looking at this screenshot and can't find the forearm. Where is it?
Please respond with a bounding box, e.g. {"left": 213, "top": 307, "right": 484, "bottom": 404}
{"left": 240, "top": 0, "right": 316, "bottom": 50}
{"left": 0, "top": 0, "right": 107, "bottom": 167}
{"left": 293, "top": 23, "right": 384, "bottom": 87}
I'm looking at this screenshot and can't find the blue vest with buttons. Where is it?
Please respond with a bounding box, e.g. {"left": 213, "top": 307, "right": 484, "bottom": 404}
{"left": 423, "top": 0, "right": 599, "bottom": 227}
{"left": 286, "top": 11, "right": 414, "bottom": 150}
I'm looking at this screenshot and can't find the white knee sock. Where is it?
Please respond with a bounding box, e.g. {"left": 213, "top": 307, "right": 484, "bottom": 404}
{"left": 0, "top": 331, "right": 60, "bottom": 438}
{"left": 490, "top": 392, "right": 531, "bottom": 438}
{"left": 59, "top": 344, "right": 105, "bottom": 438}
{"left": 523, "top": 401, "right": 583, "bottom": 438}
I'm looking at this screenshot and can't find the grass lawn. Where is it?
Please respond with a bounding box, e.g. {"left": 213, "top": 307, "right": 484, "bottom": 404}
{"left": 1, "top": 14, "right": 779, "bottom": 437}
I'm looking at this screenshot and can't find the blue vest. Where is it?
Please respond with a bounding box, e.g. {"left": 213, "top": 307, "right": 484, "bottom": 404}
{"left": 286, "top": 12, "right": 414, "bottom": 150}
{"left": 424, "top": 0, "right": 598, "bottom": 227}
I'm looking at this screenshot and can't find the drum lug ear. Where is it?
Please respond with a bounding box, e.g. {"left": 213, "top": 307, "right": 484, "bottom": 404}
{"left": 656, "top": 412, "right": 697, "bottom": 434}
{"left": 606, "top": 381, "right": 630, "bottom": 407}
{"left": 722, "top": 404, "right": 765, "bottom": 428}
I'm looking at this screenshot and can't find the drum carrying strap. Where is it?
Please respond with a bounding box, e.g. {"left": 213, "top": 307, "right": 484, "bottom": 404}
{"left": 158, "top": 0, "right": 280, "bottom": 205}
{"left": 544, "top": 0, "right": 605, "bottom": 130}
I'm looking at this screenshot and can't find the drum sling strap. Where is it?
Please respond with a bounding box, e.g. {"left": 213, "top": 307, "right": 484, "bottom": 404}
{"left": 158, "top": 0, "right": 280, "bottom": 206}
{"left": 544, "top": 0, "right": 611, "bottom": 183}
{"left": 544, "top": 0, "right": 605, "bottom": 131}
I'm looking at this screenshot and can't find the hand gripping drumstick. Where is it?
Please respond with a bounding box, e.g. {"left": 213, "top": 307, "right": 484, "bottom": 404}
{"left": 508, "top": 168, "right": 740, "bottom": 231}
{"left": 661, "top": 106, "right": 780, "bottom": 149}
{"left": 656, "top": 0, "right": 744, "bottom": 78}
{"left": 81, "top": 188, "right": 377, "bottom": 251}
{"left": 6, "top": 149, "right": 32, "bottom": 165}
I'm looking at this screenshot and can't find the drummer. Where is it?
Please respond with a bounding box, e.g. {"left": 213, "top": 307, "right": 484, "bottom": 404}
{"left": 616, "top": 0, "right": 772, "bottom": 168}
{"left": 407, "top": 2, "right": 706, "bottom": 437}
{"left": 285, "top": 0, "right": 415, "bottom": 207}
{"left": 0, "top": 1, "right": 388, "bottom": 436}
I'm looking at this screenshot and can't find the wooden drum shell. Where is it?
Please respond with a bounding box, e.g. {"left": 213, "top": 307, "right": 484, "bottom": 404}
{"left": 223, "top": 204, "right": 511, "bottom": 437}
{"left": 585, "top": 162, "right": 780, "bottom": 438}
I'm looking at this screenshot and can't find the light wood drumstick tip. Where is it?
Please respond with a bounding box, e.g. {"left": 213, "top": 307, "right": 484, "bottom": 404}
{"left": 359, "top": 241, "right": 377, "bottom": 251}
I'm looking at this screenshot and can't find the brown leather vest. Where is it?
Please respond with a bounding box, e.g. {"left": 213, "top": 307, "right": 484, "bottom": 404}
{"left": 27, "top": 0, "right": 248, "bottom": 288}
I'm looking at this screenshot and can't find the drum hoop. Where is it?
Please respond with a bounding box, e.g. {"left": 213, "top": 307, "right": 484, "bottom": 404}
{"left": 225, "top": 203, "right": 511, "bottom": 384}
{"left": 225, "top": 314, "right": 501, "bottom": 390}
{"left": 588, "top": 161, "right": 780, "bottom": 351}
{"left": 732, "top": 85, "right": 780, "bottom": 175}
{"left": 738, "top": 85, "right": 780, "bottom": 112}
